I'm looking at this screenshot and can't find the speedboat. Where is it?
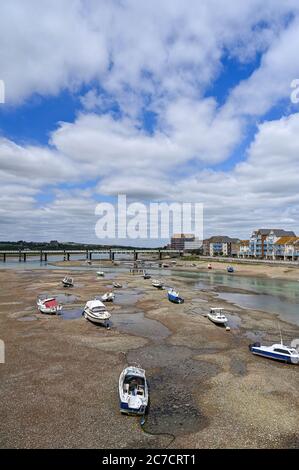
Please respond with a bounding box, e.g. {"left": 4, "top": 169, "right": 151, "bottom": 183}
{"left": 119, "top": 366, "right": 149, "bottom": 415}
{"left": 101, "top": 292, "right": 115, "bottom": 302}
{"left": 97, "top": 271, "right": 105, "bottom": 277}
{"left": 37, "top": 297, "right": 62, "bottom": 315}
{"left": 61, "top": 276, "right": 73, "bottom": 287}
{"left": 249, "top": 342, "right": 299, "bottom": 364}
{"left": 113, "top": 282, "right": 122, "bottom": 288}
{"left": 227, "top": 266, "right": 234, "bottom": 273}
{"left": 207, "top": 307, "right": 228, "bottom": 325}
{"left": 83, "top": 300, "right": 111, "bottom": 326}
{"left": 168, "top": 288, "right": 184, "bottom": 304}
{"left": 152, "top": 279, "right": 164, "bottom": 289}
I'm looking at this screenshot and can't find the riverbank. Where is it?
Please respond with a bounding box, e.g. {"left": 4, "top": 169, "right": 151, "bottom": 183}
{"left": 0, "top": 266, "right": 298, "bottom": 448}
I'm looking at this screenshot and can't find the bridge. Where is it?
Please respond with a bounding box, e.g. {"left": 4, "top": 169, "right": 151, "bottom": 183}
{"left": 0, "top": 249, "right": 184, "bottom": 262}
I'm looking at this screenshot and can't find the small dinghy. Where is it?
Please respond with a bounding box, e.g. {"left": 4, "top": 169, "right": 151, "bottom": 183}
{"left": 119, "top": 366, "right": 149, "bottom": 415}
{"left": 101, "top": 292, "right": 115, "bottom": 302}
{"left": 37, "top": 297, "right": 62, "bottom": 315}
{"left": 97, "top": 271, "right": 105, "bottom": 277}
{"left": 162, "top": 263, "right": 169, "bottom": 268}
{"left": 208, "top": 263, "right": 212, "bottom": 270}
{"left": 207, "top": 307, "right": 228, "bottom": 325}
{"left": 143, "top": 272, "right": 151, "bottom": 279}
{"left": 83, "top": 300, "right": 111, "bottom": 326}
{"left": 113, "top": 282, "right": 122, "bottom": 288}
{"left": 249, "top": 342, "right": 299, "bottom": 364}
{"left": 168, "top": 288, "right": 184, "bottom": 304}
{"left": 227, "top": 266, "right": 234, "bottom": 273}
{"left": 61, "top": 276, "right": 74, "bottom": 288}
{"left": 152, "top": 279, "right": 164, "bottom": 289}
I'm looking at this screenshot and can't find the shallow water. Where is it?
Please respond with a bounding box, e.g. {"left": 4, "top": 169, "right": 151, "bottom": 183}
{"left": 2, "top": 257, "right": 299, "bottom": 326}
{"left": 111, "top": 311, "right": 170, "bottom": 341}
{"left": 59, "top": 308, "right": 83, "bottom": 320}
{"left": 218, "top": 292, "right": 299, "bottom": 326}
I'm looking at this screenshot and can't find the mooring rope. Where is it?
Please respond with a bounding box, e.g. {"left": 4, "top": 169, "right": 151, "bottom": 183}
{"left": 139, "top": 414, "right": 176, "bottom": 448}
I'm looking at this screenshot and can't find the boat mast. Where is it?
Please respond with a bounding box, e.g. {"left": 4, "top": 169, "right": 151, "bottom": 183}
{"left": 278, "top": 322, "right": 283, "bottom": 345}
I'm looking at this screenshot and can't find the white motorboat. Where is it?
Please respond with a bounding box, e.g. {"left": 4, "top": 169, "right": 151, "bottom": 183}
{"left": 113, "top": 282, "right": 122, "bottom": 288}
{"left": 207, "top": 307, "right": 228, "bottom": 325}
{"left": 168, "top": 288, "right": 184, "bottom": 304}
{"left": 97, "top": 271, "right": 105, "bottom": 277}
{"left": 37, "top": 297, "right": 62, "bottom": 315}
{"left": 119, "top": 366, "right": 149, "bottom": 415}
{"left": 152, "top": 279, "right": 164, "bottom": 289}
{"left": 61, "top": 276, "right": 73, "bottom": 287}
{"left": 83, "top": 299, "right": 111, "bottom": 326}
{"left": 249, "top": 341, "right": 299, "bottom": 364}
{"left": 101, "top": 292, "right": 115, "bottom": 302}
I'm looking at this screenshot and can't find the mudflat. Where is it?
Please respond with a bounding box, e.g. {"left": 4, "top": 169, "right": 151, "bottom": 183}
{"left": 0, "top": 262, "right": 298, "bottom": 449}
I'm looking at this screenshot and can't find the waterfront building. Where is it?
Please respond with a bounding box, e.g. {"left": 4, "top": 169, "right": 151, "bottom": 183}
{"left": 207, "top": 236, "right": 240, "bottom": 257}
{"left": 274, "top": 236, "right": 299, "bottom": 260}
{"left": 249, "top": 229, "right": 296, "bottom": 258}
{"left": 170, "top": 233, "right": 201, "bottom": 252}
{"left": 238, "top": 240, "right": 250, "bottom": 257}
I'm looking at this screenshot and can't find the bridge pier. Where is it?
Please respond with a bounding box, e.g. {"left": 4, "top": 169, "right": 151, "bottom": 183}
{"left": 67, "top": 253, "right": 70, "bottom": 261}
{"left": 23, "top": 253, "right": 27, "bottom": 262}
{"left": 89, "top": 252, "right": 92, "bottom": 261}
{"left": 86, "top": 250, "right": 89, "bottom": 260}
{"left": 159, "top": 250, "right": 162, "bottom": 260}
{"left": 19, "top": 251, "right": 22, "bottom": 262}
{"left": 44, "top": 253, "right": 48, "bottom": 262}
{"left": 134, "top": 251, "right": 138, "bottom": 261}
{"left": 109, "top": 250, "right": 115, "bottom": 261}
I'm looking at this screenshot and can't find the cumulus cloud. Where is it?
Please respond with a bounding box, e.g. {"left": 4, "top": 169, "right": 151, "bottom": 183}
{"left": 1, "top": 0, "right": 299, "bottom": 242}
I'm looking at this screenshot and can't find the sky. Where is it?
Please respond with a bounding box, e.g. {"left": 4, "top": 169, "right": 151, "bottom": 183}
{"left": 1, "top": 0, "right": 299, "bottom": 246}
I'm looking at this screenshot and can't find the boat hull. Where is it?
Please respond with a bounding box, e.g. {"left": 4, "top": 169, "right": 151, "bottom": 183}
{"left": 207, "top": 314, "right": 227, "bottom": 325}
{"left": 119, "top": 401, "right": 147, "bottom": 415}
{"left": 250, "top": 346, "right": 297, "bottom": 364}
{"left": 84, "top": 310, "right": 111, "bottom": 325}
{"left": 168, "top": 294, "right": 184, "bottom": 304}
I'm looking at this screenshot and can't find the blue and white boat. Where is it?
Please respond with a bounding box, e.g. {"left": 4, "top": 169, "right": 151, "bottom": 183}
{"left": 119, "top": 366, "right": 148, "bottom": 415}
{"left": 227, "top": 266, "right": 234, "bottom": 273}
{"left": 249, "top": 342, "right": 299, "bottom": 364}
{"left": 168, "top": 288, "right": 184, "bottom": 304}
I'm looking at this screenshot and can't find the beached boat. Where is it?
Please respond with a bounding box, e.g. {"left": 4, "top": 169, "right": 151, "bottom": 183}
{"left": 83, "top": 300, "right": 111, "bottom": 326}
{"left": 227, "top": 266, "right": 234, "bottom": 273}
{"left": 143, "top": 271, "right": 151, "bottom": 279}
{"left": 97, "top": 271, "right": 105, "bottom": 277}
{"left": 152, "top": 279, "right": 164, "bottom": 289}
{"left": 101, "top": 292, "right": 115, "bottom": 302}
{"left": 249, "top": 342, "right": 299, "bottom": 364}
{"left": 168, "top": 288, "right": 184, "bottom": 304}
{"left": 207, "top": 307, "right": 228, "bottom": 325}
{"left": 208, "top": 263, "right": 212, "bottom": 270}
{"left": 162, "top": 263, "right": 169, "bottom": 268}
{"left": 113, "top": 282, "right": 122, "bottom": 288}
{"left": 37, "top": 297, "right": 62, "bottom": 315}
{"left": 119, "top": 366, "right": 149, "bottom": 415}
{"left": 61, "top": 276, "right": 73, "bottom": 287}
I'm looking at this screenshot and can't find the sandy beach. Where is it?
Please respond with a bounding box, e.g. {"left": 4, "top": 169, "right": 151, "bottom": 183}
{"left": 0, "top": 260, "right": 298, "bottom": 449}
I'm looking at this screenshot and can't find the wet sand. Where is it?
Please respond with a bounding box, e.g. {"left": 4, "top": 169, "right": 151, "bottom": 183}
{"left": 0, "top": 263, "right": 298, "bottom": 449}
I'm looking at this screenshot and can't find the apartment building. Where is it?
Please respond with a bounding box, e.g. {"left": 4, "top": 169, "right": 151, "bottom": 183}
{"left": 249, "top": 229, "right": 296, "bottom": 258}
{"left": 207, "top": 236, "right": 240, "bottom": 257}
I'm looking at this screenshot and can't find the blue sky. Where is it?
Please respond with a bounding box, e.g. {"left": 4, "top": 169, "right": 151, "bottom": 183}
{"left": 1, "top": 0, "right": 299, "bottom": 245}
